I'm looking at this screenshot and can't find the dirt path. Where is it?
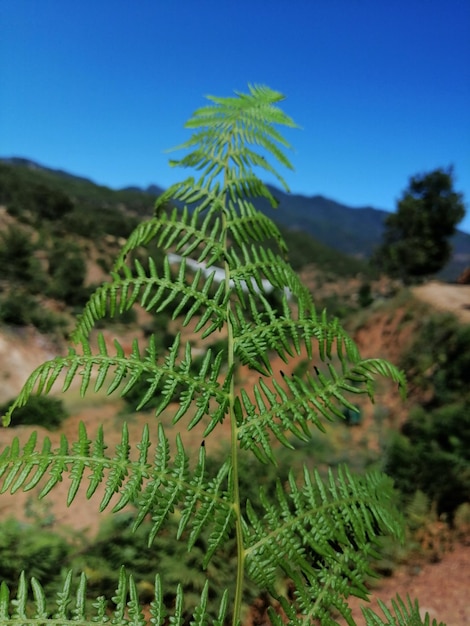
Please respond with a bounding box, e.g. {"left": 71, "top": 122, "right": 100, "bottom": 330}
{"left": 340, "top": 543, "right": 470, "bottom": 626}
{"left": 412, "top": 281, "right": 470, "bottom": 324}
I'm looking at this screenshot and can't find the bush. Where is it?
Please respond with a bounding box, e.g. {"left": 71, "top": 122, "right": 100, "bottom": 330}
{"left": 0, "top": 519, "right": 70, "bottom": 595}
{"left": 400, "top": 312, "right": 470, "bottom": 406}
{"left": 385, "top": 308, "right": 470, "bottom": 521}
{"left": 0, "top": 291, "right": 67, "bottom": 334}
{"left": 0, "top": 395, "right": 69, "bottom": 430}
{"left": 0, "top": 225, "right": 46, "bottom": 291}
{"left": 46, "top": 239, "right": 89, "bottom": 306}
{"left": 385, "top": 402, "right": 470, "bottom": 520}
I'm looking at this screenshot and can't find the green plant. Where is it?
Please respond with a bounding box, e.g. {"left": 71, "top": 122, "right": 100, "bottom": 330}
{"left": 0, "top": 519, "right": 70, "bottom": 597}
{"left": 0, "top": 225, "right": 46, "bottom": 290}
{"left": 0, "top": 395, "right": 69, "bottom": 431}
{"left": 385, "top": 401, "right": 470, "bottom": 520}
{"left": 0, "top": 86, "right": 441, "bottom": 625}
{"left": 46, "top": 238, "right": 89, "bottom": 306}
{"left": 400, "top": 312, "right": 470, "bottom": 406}
{"left": 0, "top": 291, "right": 67, "bottom": 334}
{"left": 384, "top": 308, "right": 470, "bottom": 521}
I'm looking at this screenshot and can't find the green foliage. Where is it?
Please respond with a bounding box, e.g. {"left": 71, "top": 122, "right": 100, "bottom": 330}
{"left": 0, "top": 225, "right": 46, "bottom": 290}
{"left": 0, "top": 519, "right": 70, "bottom": 596}
{"left": 61, "top": 205, "right": 139, "bottom": 239}
{"left": 46, "top": 238, "right": 89, "bottom": 306}
{"left": 0, "top": 161, "right": 142, "bottom": 238}
{"left": 399, "top": 312, "right": 470, "bottom": 406}
{"left": 0, "top": 163, "right": 74, "bottom": 223}
{"left": 0, "top": 395, "right": 69, "bottom": 430}
{"left": 385, "top": 310, "right": 470, "bottom": 519}
{"left": 0, "top": 291, "right": 67, "bottom": 334}
{"left": 279, "top": 227, "right": 371, "bottom": 276}
{"left": 362, "top": 595, "right": 445, "bottom": 626}
{"left": 74, "top": 511, "right": 246, "bottom": 622}
{"left": 385, "top": 402, "right": 470, "bottom": 519}
{"left": 0, "top": 85, "right": 439, "bottom": 626}
{"left": 373, "top": 168, "right": 466, "bottom": 283}
{"left": 358, "top": 282, "right": 373, "bottom": 308}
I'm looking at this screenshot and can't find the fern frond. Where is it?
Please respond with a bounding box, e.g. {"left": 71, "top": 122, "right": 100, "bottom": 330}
{"left": 2, "top": 335, "right": 230, "bottom": 430}
{"left": 114, "top": 205, "right": 228, "bottom": 270}
{"left": 227, "top": 244, "right": 307, "bottom": 299}
{"left": 0, "top": 422, "right": 233, "bottom": 551}
{"left": 225, "top": 199, "right": 288, "bottom": 251}
{"left": 243, "top": 465, "right": 404, "bottom": 624}
{"left": 0, "top": 570, "right": 229, "bottom": 626}
{"left": 235, "top": 347, "right": 405, "bottom": 462}
{"left": 169, "top": 84, "right": 298, "bottom": 193}
{"left": 73, "top": 254, "right": 228, "bottom": 340}
{"left": 0, "top": 85, "right": 419, "bottom": 626}
{"left": 232, "top": 299, "right": 365, "bottom": 377}
{"left": 362, "top": 594, "right": 446, "bottom": 626}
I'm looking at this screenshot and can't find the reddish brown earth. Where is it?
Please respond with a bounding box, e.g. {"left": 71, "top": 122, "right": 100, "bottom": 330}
{"left": 333, "top": 542, "right": 470, "bottom": 626}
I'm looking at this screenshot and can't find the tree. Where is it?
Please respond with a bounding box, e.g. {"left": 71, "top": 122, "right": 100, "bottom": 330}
{"left": 374, "top": 168, "right": 465, "bottom": 282}
{"left": 0, "top": 86, "right": 441, "bottom": 626}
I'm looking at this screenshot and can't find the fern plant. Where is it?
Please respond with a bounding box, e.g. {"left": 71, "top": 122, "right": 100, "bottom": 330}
{"left": 0, "top": 85, "right": 444, "bottom": 626}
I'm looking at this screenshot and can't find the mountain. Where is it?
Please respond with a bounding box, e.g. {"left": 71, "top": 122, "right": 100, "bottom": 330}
{"left": 258, "top": 186, "right": 388, "bottom": 258}
{"left": 0, "top": 156, "right": 165, "bottom": 198}
{"left": 1, "top": 157, "right": 469, "bottom": 279}
{"left": 256, "top": 185, "right": 470, "bottom": 280}
{"left": 0, "top": 157, "right": 100, "bottom": 186}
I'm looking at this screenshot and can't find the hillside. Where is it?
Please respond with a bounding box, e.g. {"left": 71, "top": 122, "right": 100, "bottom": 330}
{"left": 1, "top": 158, "right": 470, "bottom": 623}
{"left": 257, "top": 184, "right": 470, "bottom": 281}
{"left": 2, "top": 157, "right": 469, "bottom": 280}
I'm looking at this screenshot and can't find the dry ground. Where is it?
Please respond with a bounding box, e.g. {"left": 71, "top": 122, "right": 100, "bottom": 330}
{"left": 412, "top": 281, "right": 470, "bottom": 324}
{"left": 339, "top": 544, "right": 470, "bottom": 626}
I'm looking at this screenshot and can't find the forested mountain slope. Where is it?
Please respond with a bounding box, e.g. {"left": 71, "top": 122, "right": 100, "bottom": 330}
{"left": 2, "top": 157, "right": 468, "bottom": 279}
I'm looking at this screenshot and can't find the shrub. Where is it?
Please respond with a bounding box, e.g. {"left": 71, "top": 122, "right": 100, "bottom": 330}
{"left": 0, "top": 519, "right": 70, "bottom": 596}
{"left": 400, "top": 312, "right": 470, "bottom": 406}
{"left": 0, "top": 291, "right": 67, "bottom": 334}
{"left": 46, "top": 239, "right": 89, "bottom": 306}
{"left": 0, "top": 225, "right": 46, "bottom": 291}
{"left": 385, "top": 308, "right": 470, "bottom": 521}
{"left": 0, "top": 395, "right": 69, "bottom": 430}
{"left": 385, "top": 402, "right": 470, "bottom": 520}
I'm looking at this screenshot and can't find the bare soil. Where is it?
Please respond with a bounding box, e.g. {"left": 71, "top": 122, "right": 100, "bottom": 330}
{"left": 412, "top": 281, "right": 470, "bottom": 324}
{"left": 339, "top": 543, "right": 470, "bottom": 626}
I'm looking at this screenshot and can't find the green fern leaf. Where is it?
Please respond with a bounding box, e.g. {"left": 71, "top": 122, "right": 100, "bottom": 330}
{"left": 243, "top": 465, "right": 403, "bottom": 623}
{"left": 362, "top": 594, "right": 446, "bottom": 626}
{"left": 73, "top": 252, "right": 228, "bottom": 341}
{"left": 236, "top": 355, "right": 405, "bottom": 461}
{"left": 0, "top": 570, "right": 228, "bottom": 626}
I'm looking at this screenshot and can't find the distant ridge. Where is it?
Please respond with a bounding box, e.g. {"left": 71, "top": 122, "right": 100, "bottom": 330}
{"left": 0, "top": 157, "right": 165, "bottom": 197}
{"left": 258, "top": 185, "right": 389, "bottom": 258}
{"left": 0, "top": 156, "right": 100, "bottom": 186}
{"left": 2, "top": 156, "right": 469, "bottom": 279}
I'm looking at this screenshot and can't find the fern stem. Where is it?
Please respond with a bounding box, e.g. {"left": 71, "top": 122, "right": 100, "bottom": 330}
{"left": 221, "top": 166, "right": 245, "bottom": 626}
{"left": 229, "top": 301, "right": 245, "bottom": 626}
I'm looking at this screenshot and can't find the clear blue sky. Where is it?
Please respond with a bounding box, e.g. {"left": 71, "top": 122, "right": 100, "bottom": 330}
{"left": 2, "top": 0, "right": 470, "bottom": 232}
